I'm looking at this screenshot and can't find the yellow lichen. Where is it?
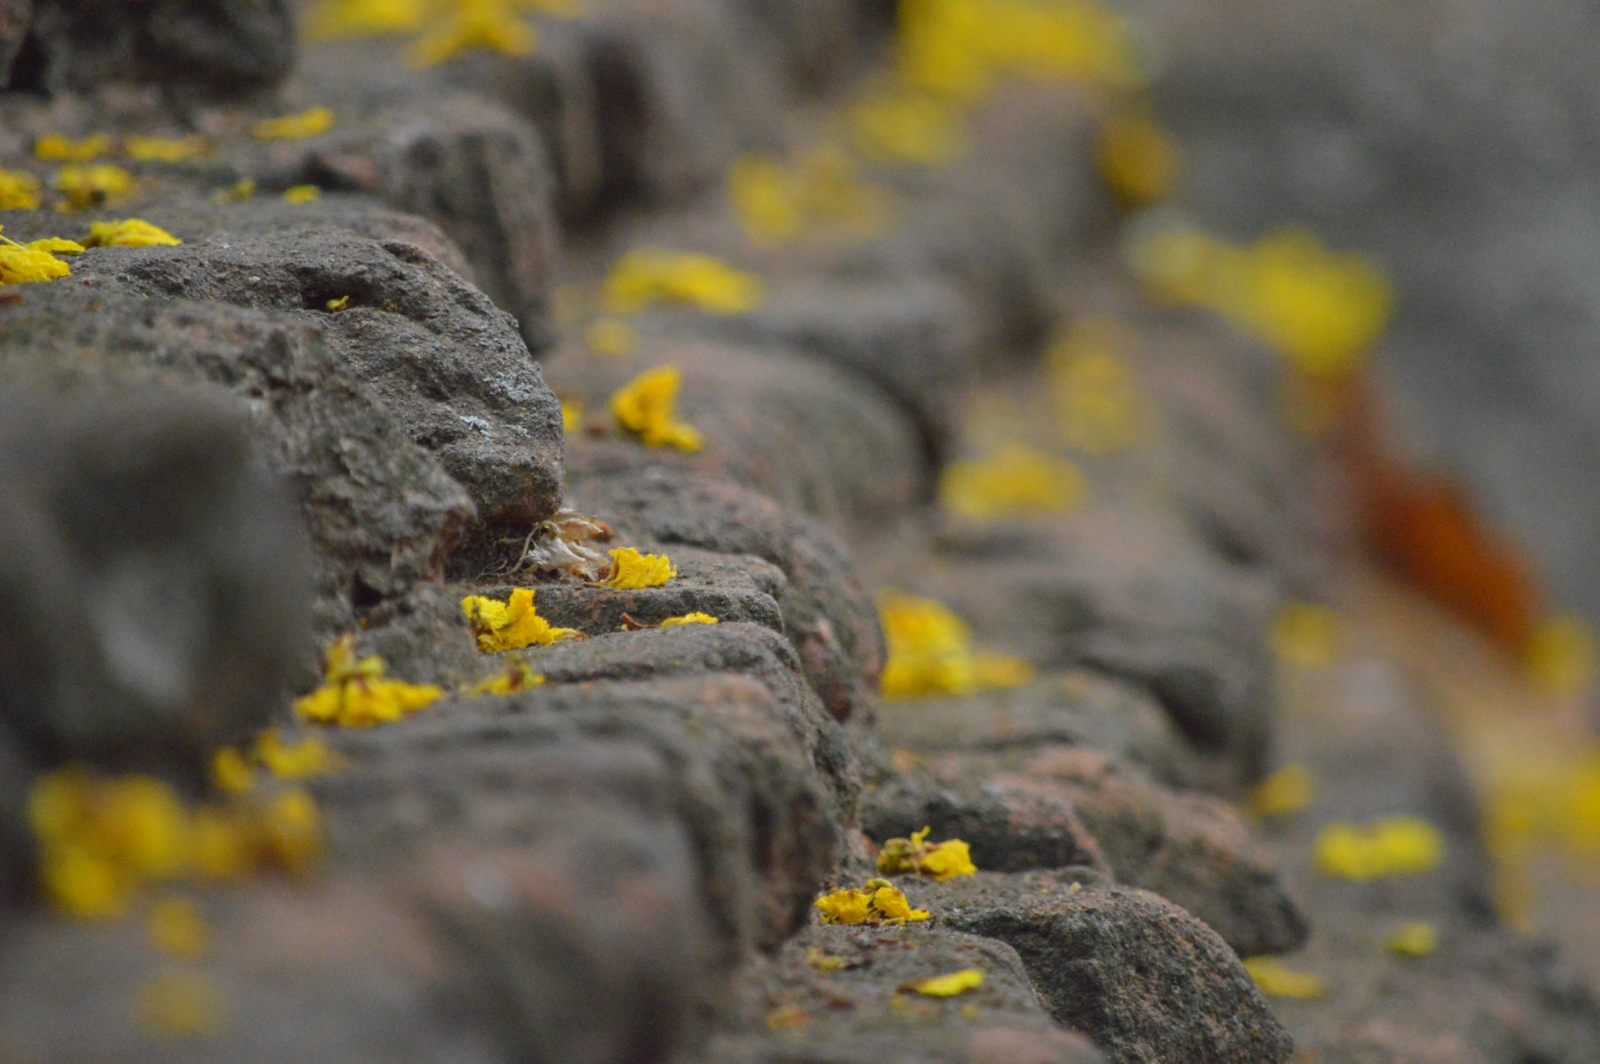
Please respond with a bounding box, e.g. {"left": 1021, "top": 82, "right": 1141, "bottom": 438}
{"left": 814, "top": 878, "right": 931, "bottom": 925}
{"left": 878, "top": 591, "right": 1032, "bottom": 699}
{"left": 125, "top": 136, "right": 208, "bottom": 163}
{"left": 146, "top": 895, "right": 210, "bottom": 959}
{"left": 583, "top": 317, "right": 637, "bottom": 356}
{"left": 464, "top": 660, "right": 547, "bottom": 695}
{"left": 1047, "top": 318, "right": 1153, "bottom": 454}
{"left": 136, "top": 971, "right": 227, "bottom": 1039}
{"left": 877, "top": 826, "right": 978, "bottom": 882}
{"left": 906, "top": 968, "right": 985, "bottom": 997}
{"left": 52, "top": 164, "right": 135, "bottom": 211}
{"left": 251, "top": 107, "right": 336, "bottom": 141}
{"left": 283, "top": 184, "right": 323, "bottom": 205}
{"left": 461, "top": 588, "right": 581, "bottom": 653}
{"left": 0, "top": 169, "right": 41, "bottom": 210}
{"left": 34, "top": 133, "right": 112, "bottom": 163}
{"left": 1385, "top": 921, "right": 1437, "bottom": 958}
{"left": 1242, "top": 957, "right": 1327, "bottom": 1000}
{"left": 602, "top": 249, "right": 763, "bottom": 315}
{"left": 293, "top": 634, "right": 444, "bottom": 726}
{"left": 610, "top": 365, "right": 704, "bottom": 452}
{"left": 84, "top": 218, "right": 182, "bottom": 248}
{"left": 600, "top": 547, "right": 677, "bottom": 590}
{"left": 659, "top": 612, "right": 719, "bottom": 628}
{"left": 1248, "top": 763, "right": 1313, "bottom": 819}
{"left": 1314, "top": 817, "right": 1444, "bottom": 882}
{"left": 1270, "top": 602, "right": 1341, "bottom": 669}
{"left": 1096, "top": 105, "right": 1180, "bottom": 208}
{"left": 253, "top": 731, "right": 343, "bottom": 779}
{"left": 939, "top": 443, "right": 1085, "bottom": 521}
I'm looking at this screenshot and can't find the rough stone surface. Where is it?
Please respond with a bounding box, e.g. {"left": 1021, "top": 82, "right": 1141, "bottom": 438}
{"left": 928, "top": 875, "right": 1295, "bottom": 1064}
{"left": 0, "top": 384, "right": 310, "bottom": 777}
{"left": 565, "top": 466, "right": 886, "bottom": 722}
{"left": 704, "top": 924, "right": 1107, "bottom": 1064}
{"left": 64, "top": 229, "right": 564, "bottom": 531}
{"left": 0, "top": 277, "right": 474, "bottom": 629}
{"left": 24, "top": 0, "right": 295, "bottom": 96}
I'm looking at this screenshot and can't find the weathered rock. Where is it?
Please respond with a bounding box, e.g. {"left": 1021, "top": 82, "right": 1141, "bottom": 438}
{"left": 67, "top": 229, "right": 565, "bottom": 531}
{"left": 729, "top": 0, "right": 887, "bottom": 92}
{"left": 550, "top": 336, "right": 929, "bottom": 532}
{"left": 926, "top": 875, "right": 1295, "bottom": 1064}
{"left": 565, "top": 466, "right": 886, "bottom": 722}
{"left": 319, "top": 668, "right": 843, "bottom": 958}
{"left": 0, "top": 0, "right": 29, "bottom": 87}
{"left": 25, "top": 0, "right": 295, "bottom": 96}
{"left": 872, "top": 670, "right": 1203, "bottom": 791}
{"left": 704, "top": 924, "right": 1107, "bottom": 1064}
{"left": 0, "top": 277, "right": 474, "bottom": 629}
{"left": 0, "top": 722, "right": 33, "bottom": 906}
{"left": 0, "top": 385, "right": 309, "bottom": 777}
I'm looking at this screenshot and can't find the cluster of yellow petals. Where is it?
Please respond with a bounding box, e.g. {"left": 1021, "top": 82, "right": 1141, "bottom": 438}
{"left": 814, "top": 878, "right": 931, "bottom": 925}
{"left": 1481, "top": 741, "right": 1600, "bottom": 929}
{"left": 85, "top": 218, "right": 182, "bottom": 248}
{"left": 583, "top": 317, "right": 637, "bottom": 356}
{"left": 294, "top": 634, "right": 444, "bottom": 725}
{"left": 600, "top": 546, "right": 677, "bottom": 590}
{"left": 1247, "top": 763, "right": 1314, "bottom": 819}
{"left": 877, "top": 826, "right": 979, "bottom": 881}
{"left": 463, "top": 661, "right": 547, "bottom": 695}
{"left": 1313, "top": 816, "right": 1444, "bottom": 881}
{"left": 1525, "top": 614, "right": 1597, "bottom": 698}
{"left": 1047, "top": 317, "right": 1153, "bottom": 455}
{"left": 728, "top": 148, "right": 893, "bottom": 246}
{"left": 939, "top": 443, "right": 1085, "bottom": 521}
{"left": 847, "top": 88, "right": 968, "bottom": 166}
{"left": 284, "top": 185, "right": 323, "bottom": 204}
{"left": 213, "top": 178, "right": 258, "bottom": 204}
{"left": 51, "top": 164, "right": 135, "bottom": 211}
{"left": 610, "top": 365, "right": 704, "bottom": 452}
{"left": 1270, "top": 601, "right": 1342, "bottom": 669}
{"left": 307, "top": 0, "right": 429, "bottom": 39}
{"left": 0, "top": 226, "right": 79, "bottom": 285}
{"left": 307, "top": 0, "right": 580, "bottom": 66}
{"left": 659, "top": 612, "right": 719, "bottom": 628}
{"left": 28, "top": 766, "right": 323, "bottom": 920}
{"left": 1096, "top": 105, "right": 1181, "bottom": 208}
{"left": 0, "top": 169, "right": 41, "bottom": 210}
{"left": 34, "top": 133, "right": 113, "bottom": 163}
{"left": 251, "top": 106, "right": 336, "bottom": 141}
{"left": 878, "top": 591, "right": 1033, "bottom": 699}
{"left": 905, "top": 968, "right": 985, "bottom": 997}
{"left": 461, "top": 587, "right": 581, "bottom": 653}
{"left": 602, "top": 249, "right": 763, "bottom": 316}
{"left": 1385, "top": 921, "right": 1438, "bottom": 958}
{"left": 1242, "top": 956, "right": 1327, "bottom": 1000}
{"left": 1126, "top": 213, "right": 1393, "bottom": 381}
{"left": 125, "top": 135, "right": 209, "bottom": 163}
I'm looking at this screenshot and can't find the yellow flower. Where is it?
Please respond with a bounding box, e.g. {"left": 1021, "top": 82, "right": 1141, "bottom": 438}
{"left": 1270, "top": 602, "right": 1341, "bottom": 669}
{"left": 1526, "top": 614, "right": 1597, "bottom": 698}
{"left": 283, "top": 184, "right": 323, "bottom": 204}
{"left": 1242, "top": 957, "right": 1327, "bottom": 999}
{"left": 251, "top": 107, "right": 336, "bottom": 141}
{"left": 461, "top": 588, "right": 582, "bottom": 653}
{"left": 306, "top": 0, "right": 428, "bottom": 40}
{"left": 407, "top": 0, "right": 579, "bottom": 67}
{"left": 1096, "top": 105, "right": 1180, "bottom": 207}
{"left": 190, "top": 808, "right": 255, "bottom": 881}
{"left": 659, "top": 612, "right": 719, "bottom": 628}
{"left": 878, "top": 591, "right": 1031, "bottom": 699}
{"left": 210, "top": 748, "right": 256, "bottom": 795}
{"left": 1047, "top": 318, "right": 1153, "bottom": 455}
{"left": 34, "top": 133, "right": 112, "bottom": 163}
{"left": 1386, "top": 921, "right": 1438, "bottom": 958}
{"left": 729, "top": 156, "right": 803, "bottom": 245}
{"left": 0, "top": 237, "right": 72, "bottom": 285}
{"left": 293, "top": 634, "right": 444, "bottom": 726}
{"left": 939, "top": 443, "right": 1084, "bottom": 521}
{"left": 262, "top": 789, "right": 322, "bottom": 874}
{"left": 847, "top": 88, "right": 967, "bottom": 166}
{"left": 463, "top": 661, "right": 547, "bottom": 695}
{"left": 124, "top": 135, "right": 208, "bottom": 163}
{"left": 815, "top": 878, "right": 931, "bottom": 925}
{"left": 610, "top": 365, "right": 704, "bottom": 452}
{"left": 136, "top": 971, "right": 227, "bottom": 1039}
{"left": 253, "top": 731, "right": 343, "bottom": 779}
{"left": 25, "top": 236, "right": 85, "bottom": 254}
{"left": 1314, "top": 817, "right": 1444, "bottom": 882}
{"left": 52, "top": 164, "right": 135, "bottom": 210}
{"left": 212, "top": 178, "right": 257, "bottom": 204}
{"left": 600, "top": 547, "right": 677, "bottom": 590}
{"left": 0, "top": 169, "right": 41, "bottom": 210}
{"left": 560, "top": 398, "right": 583, "bottom": 434}
{"left": 906, "top": 968, "right": 984, "bottom": 997}
{"left": 84, "top": 218, "right": 182, "bottom": 248}
{"left": 602, "top": 249, "right": 763, "bottom": 315}
{"left": 583, "top": 317, "right": 637, "bottom": 355}
{"left": 877, "top": 826, "right": 978, "bottom": 881}
{"left": 146, "top": 894, "right": 210, "bottom": 959}
{"left": 1248, "top": 763, "right": 1313, "bottom": 819}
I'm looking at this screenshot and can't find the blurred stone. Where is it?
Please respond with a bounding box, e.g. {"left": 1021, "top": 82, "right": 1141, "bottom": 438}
{"left": 0, "top": 385, "right": 309, "bottom": 777}
{"left": 26, "top": 0, "right": 294, "bottom": 96}
{"left": 566, "top": 466, "right": 886, "bottom": 721}
{"left": 928, "top": 875, "right": 1295, "bottom": 1064}
{"left": 704, "top": 924, "right": 1107, "bottom": 1064}
{"left": 0, "top": 0, "right": 29, "bottom": 87}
